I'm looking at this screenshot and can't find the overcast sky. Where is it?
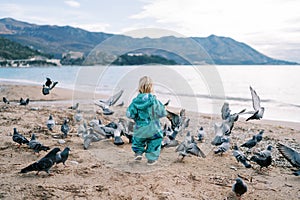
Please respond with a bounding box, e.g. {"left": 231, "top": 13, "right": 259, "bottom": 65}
{"left": 0, "top": 0, "right": 299, "bottom": 63}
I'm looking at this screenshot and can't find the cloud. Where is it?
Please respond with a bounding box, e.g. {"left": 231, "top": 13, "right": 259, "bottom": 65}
{"left": 130, "top": 0, "right": 300, "bottom": 62}
{"left": 64, "top": 0, "right": 80, "bottom": 8}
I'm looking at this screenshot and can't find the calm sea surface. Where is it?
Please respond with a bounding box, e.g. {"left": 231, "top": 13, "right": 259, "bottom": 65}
{"left": 0, "top": 65, "right": 299, "bottom": 123}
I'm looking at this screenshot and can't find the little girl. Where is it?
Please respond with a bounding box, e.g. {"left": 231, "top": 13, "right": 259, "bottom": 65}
{"left": 126, "top": 76, "right": 167, "bottom": 165}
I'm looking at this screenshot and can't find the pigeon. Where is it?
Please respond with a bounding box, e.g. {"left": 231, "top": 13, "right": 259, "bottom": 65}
{"left": 245, "top": 86, "right": 264, "bottom": 121}
{"left": 20, "top": 147, "right": 60, "bottom": 175}
{"left": 113, "top": 122, "right": 124, "bottom": 145}
{"left": 232, "top": 145, "right": 251, "bottom": 168}
{"left": 45, "top": 77, "right": 52, "bottom": 87}
{"left": 3, "top": 97, "right": 9, "bottom": 104}
{"left": 12, "top": 128, "right": 29, "bottom": 147}
{"left": 277, "top": 143, "right": 300, "bottom": 176}
{"left": 250, "top": 155, "right": 272, "bottom": 170}
{"left": 176, "top": 132, "right": 206, "bottom": 160}
{"left": 83, "top": 128, "right": 103, "bottom": 150}
{"left": 55, "top": 147, "right": 71, "bottom": 166}
{"left": 214, "top": 137, "right": 230, "bottom": 155}
{"left": 254, "top": 145, "right": 272, "bottom": 158}
{"left": 166, "top": 109, "right": 184, "bottom": 131}
{"left": 161, "top": 125, "right": 179, "bottom": 148}
{"left": 221, "top": 102, "right": 246, "bottom": 122}
{"left": 68, "top": 103, "right": 79, "bottom": 110}
{"left": 211, "top": 122, "right": 226, "bottom": 146}
{"left": 241, "top": 135, "right": 257, "bottom": 149}
{"left": 46, "top": 115, "right": 55, "bottom": 131}
{"left": 99, "top": 89, "right": 124, "bottom": 107}
{"left": 28, "top": 134, "right": 50, "bottom": 154}
{"left": 45, "top": 77, "right": 58, "bottom": 89}
{"left": 74, "top": 110, "right": 83, "bottom": 122}
{"left": 254, "top": 130, "right": 264, "bottom": 143}
{"left": 42, "top": 85, "right": 50, "bottom": 95}
{"left": 20, "top": 98, "right": 30, "bottom": 106}
{"left": 118, "top": 118, "right": 134, "bottom": 143}
{"left": 95, "top": 90, "right": 124, "bottom": 115}
{"left": 197, "top": 127, "right": 205, "bottom": 142}
{"left": 232, "top": 177, "right": 247, "bottom": 199}
{"left": 77, "top": 121, "right": 88, "bottom": 137}
{"left": 61, "top": 119, "right": 70, "bottom": 138}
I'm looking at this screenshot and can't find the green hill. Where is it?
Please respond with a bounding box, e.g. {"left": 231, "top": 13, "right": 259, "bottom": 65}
{"left": 0, "top": 36, "right": 48, "bottom": 60}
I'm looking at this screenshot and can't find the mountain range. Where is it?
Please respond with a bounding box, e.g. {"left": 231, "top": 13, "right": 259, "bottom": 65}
{"left": 0, "top": 17, "right": 297, "bottom": 65}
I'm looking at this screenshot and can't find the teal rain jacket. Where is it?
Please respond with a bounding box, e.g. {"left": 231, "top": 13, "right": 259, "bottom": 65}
{"left": 126, "top": 93, "right": 167, "bottom": 139}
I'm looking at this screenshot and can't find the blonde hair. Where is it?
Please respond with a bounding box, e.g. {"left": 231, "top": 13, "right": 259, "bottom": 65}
{"left": 138, "top": 76, "right": 153, "bottom": 93}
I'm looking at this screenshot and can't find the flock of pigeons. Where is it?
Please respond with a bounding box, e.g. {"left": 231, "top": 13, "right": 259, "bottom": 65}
{"left": 3, "top": 78, "right": 300, "bottom": 198}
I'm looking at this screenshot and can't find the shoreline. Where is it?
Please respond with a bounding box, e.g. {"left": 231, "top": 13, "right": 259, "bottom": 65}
{"left": 1, "top": 81, "right": 299, "bottom": 131}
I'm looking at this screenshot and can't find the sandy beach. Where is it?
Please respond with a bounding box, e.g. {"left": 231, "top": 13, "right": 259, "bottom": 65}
{"left": 0, "top": 83, "right": 299, "bottom": 200}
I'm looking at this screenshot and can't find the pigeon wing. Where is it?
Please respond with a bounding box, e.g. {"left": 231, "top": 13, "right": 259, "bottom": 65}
{"left": 250, "top": 86, "right": 261, "bottom": 111}
{"left": 277, "top": 143, "right": 300, "bottom": 168}
{"left": 221, "top": 102, "right": 231, "bottom": 120}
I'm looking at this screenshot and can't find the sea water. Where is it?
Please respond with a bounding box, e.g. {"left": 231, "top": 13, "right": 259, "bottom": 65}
{"left": 0, "top": 65, "right": 299, "bottom": 123}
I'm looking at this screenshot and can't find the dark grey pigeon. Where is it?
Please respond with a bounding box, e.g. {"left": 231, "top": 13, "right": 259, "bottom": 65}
{"left": 3, "top": 97, "right": 9, "bottom": 104}
{"left": 277, "top": 143, "right": 300, "bottom": 176}
{"left": 254, "top": 130, "right": 264, "bottom": 143}
{"left": 246, "top": 86, "right": 264, "bottom": 121}
{"left": 232, "top": 145, "right": 251, "bottom": 168}
{"left": 214, "top": 137, "right": 230, "bottom": 155}
{"left": 20, "top": 147, "right": 60, "bottom": 175}
{"left": 255, "top": 145, "right": 272, "bottom": 158}
{"left": 45, "top": 77, "right": 52, "bottom": 87}
{"left": 250, "top": 154, "right": 272, "bottom": 170}
{"left": 55, "top": 147, "right": 71, "bottom": 166}
{"left": 46, "top": 115, "right": 55, "bottom": 131}
{"left": 232, "top": 177, "right": 247, "bottom": 199}
{"left": 241, "top": 135, "right": 257, "bottom": 149}
{"left": 42, "top": 85, "right": 50, "bottom": 95}
{"left": 61, "top": 119, "right": 70, "bottom": 138}
{"left": 20, "top": 97, "right": 29, "bottom": 106}
{"left": 28, "top": 133, "right": 50, "bottom": 154}
{"left": 12, "top": 128, "right": 29, "bottom": 147}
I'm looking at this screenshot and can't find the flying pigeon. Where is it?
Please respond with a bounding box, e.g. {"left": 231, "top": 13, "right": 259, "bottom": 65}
{"left": 277, "top": 143, "right": 300, "bottom": 176}
{"left": 214, "top": 137, "right": 230, "bottom": 155}
{"left": 55, "top": 147, "right": 71, "bottom": 166}
{"left": 232, "top": 145, "right": 251, "bottom": 168}
{"left": 232, "top": 177, "right": 247, "bottom": 199}
{"left": 245, "top": 86, "right": 264, "bottom": 121}
{"left": 61, "top": 119, "right": 70, "bottom": 138}
{"left": 28, "top": 133, "right": 50, "bottom": 154}
{"left": 95, "top": 90, "right": 124, "bottom": 115}
{"left": 68, "top": 103, "right": 79, "bottom": 110}
{"left": 12, "top": 128, "right": 29, "bottom": 147}
{"left": 83, "top": 128, "right": 103, "bottom": 150}
{"left": 221, "top": 102, "right": 246, "bottom": 122}
{"left": 20, "top": 147, "right": 60, "bottom": 175}
{"left": 46, "top": 115, "right": 55, "bottom": 131}
{"left": 3, "top": 97, "right": 9, "bottom": 104}
{"left": 241, "top": 135, "right": 257, "bottom": 149}
{"left": 176, "top": 132, "right": 206, "bottom": 160}
{"left": 19, "top": 98, "right": 29, "bottom": 106}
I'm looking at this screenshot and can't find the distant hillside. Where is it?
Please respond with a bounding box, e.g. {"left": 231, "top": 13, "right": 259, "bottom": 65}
{"left": 112, "top": 54, "right": 177, "bottom": 65}
{"left": 0, "top": 17, "right": 297, "bottom": 65}
{"left": 0, "top": 36, "right": 47, "bottom": 60}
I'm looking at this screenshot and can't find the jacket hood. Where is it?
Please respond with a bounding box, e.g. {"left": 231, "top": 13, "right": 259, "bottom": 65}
{"left": 131, "top": 93, "right": 155, "bottom": 110}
